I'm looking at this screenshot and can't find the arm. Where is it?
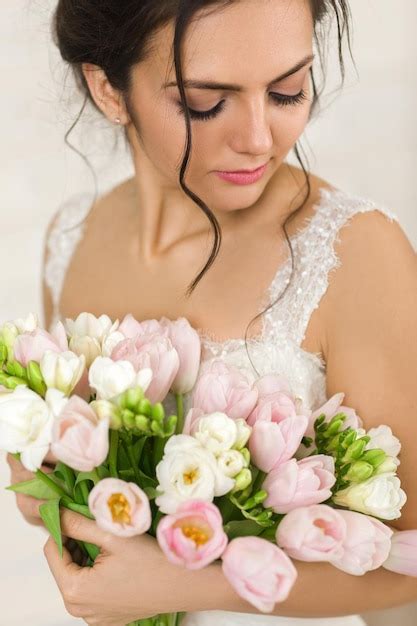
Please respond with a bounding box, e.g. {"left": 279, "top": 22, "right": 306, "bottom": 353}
{"left": 173, "top": 210, "right": 417, "bottom": 617}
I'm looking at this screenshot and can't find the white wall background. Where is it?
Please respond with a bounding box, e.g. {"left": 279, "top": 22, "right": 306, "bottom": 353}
{"left": 0, "top": 1, "right": 416, "bottom": 625}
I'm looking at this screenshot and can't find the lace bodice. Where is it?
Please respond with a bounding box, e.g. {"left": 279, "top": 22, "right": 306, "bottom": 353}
{"left": 43, "top": 185, "right": 398, "bottom": 626}
{"left": 44, "top": 186, "right": 398, "bottom": 412}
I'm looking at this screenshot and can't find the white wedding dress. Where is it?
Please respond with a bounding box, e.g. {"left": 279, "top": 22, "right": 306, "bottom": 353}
{"left": 44, "top": 186, "right": 399, "bottom": 626}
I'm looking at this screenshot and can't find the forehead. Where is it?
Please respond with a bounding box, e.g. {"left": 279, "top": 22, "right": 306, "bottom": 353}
{"left": 142, "top": 0, "right": 314, "bottom": 88}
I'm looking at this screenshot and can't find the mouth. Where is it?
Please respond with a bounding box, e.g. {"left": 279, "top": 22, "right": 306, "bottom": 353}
{"left": 216, "top": 160, "right": 270, "bottom": 174}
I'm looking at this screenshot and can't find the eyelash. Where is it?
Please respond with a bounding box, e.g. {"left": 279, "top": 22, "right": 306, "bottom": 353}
{"left": 176, "top": 89, "right": 308, "bottom": 121}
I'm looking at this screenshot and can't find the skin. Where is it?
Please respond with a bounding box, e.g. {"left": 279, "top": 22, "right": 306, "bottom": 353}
{"left": 8, "top": 0, "right": 417, "bottom": 623}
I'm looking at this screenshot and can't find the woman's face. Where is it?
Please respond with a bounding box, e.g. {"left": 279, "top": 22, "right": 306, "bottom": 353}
{"left": 126, "top": 0, "right": 314, "bottom": 212}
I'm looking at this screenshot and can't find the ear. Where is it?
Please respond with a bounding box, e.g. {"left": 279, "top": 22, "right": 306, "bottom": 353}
{"left": 81, "top": 63, "right": 130, "bottom": 125}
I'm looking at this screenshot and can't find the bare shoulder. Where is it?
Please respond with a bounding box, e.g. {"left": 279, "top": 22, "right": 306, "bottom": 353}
{"left": 319, "top": 205, "right": 416, "bottom": 350}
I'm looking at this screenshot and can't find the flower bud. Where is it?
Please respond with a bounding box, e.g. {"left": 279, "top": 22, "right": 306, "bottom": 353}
{"left": 360, "top": 448, "right": 387, "bottom": 468}
{"left": 342, "top": 438, "right": 368, "bottom": 463}
{"left": 231, "top": 468, "right": 252, "bottom": 493}
{"left": 118, "top": 387, "right": 144, "bottom": 411}
{"left": 135, "top": 414, "right": 149, "bottom": 431}
{"left": 151, "top": 402, "right": 165, "bottom": 421}
{"left": 26, "top": 361, "right": 47, "bottom": 396}
{"left": 344, "top": 460, "right": 374, "bottom": 483}
{"left": 240, "top": 447, "right": 250, "bottom": 467}
{"left": 121, "top": 409, "right": 136, "bottom": 429}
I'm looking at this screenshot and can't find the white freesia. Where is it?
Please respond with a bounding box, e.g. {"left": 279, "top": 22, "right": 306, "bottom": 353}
{"left": 88, "top": 356, "right": 152, "bottom": 400}
{"left": 191, "top": 412, "right": 238, "bottom": 456}
{"left": 375, "top": 456, "right": 400, "bottom": 475}
{"left": 40, "top": 350, "right": 86, "bottom": 395}
{"left": 233, "top": 418, "right": 252, "bottom": 450}
{"left": 0, "top": 385, "right": 67, "bottom": 471}
{"left": 365, "top": 425, "right": 401, "bottom": 458}
{"left": 333, "top": 474, "right": 407, "bottom": 520}
{"left": 155, "top": 434, "right": 235, "bottom": 514}
{"left": 217, "top": 449, "right": 245, "bottom": 477}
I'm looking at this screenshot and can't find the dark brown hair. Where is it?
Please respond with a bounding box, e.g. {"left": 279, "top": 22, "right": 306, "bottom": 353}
{"left": 52, "top": 0, "right": 353, "bottom": 373}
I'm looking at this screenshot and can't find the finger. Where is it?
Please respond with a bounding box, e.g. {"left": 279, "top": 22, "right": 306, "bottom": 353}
{"left": 59, "top": 508, "right": 114, "bottom": 553}
{"left": 43, "top": 534, "right": 82, "bottom": 593}
{"left": 16, "top": 493, "right": 48, "bottom": 519}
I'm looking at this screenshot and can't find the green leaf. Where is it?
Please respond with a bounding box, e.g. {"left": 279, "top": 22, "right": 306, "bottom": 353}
{"left": 6, "top": 476, "right": 59, "bottom": 500}
{"left": 223, "top": 520, "right": 265, "bottom": 540}
{"left": 74, "top": 470, "right": 100, "bottom": 488}
{"left": 40, "top": 498, "right": 63, "bottom": 558}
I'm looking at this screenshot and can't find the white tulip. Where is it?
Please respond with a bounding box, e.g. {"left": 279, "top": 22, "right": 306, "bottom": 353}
{"left": 155, "top": 434, "right": 235, "bottom": 514}
{"left": 0, "top": 385, "right": 67, "bottom": 471}
{"left": 40, "top": 350, "right": 86, "bottom": 395}
{"left": 88, "top": 356, "right": 152, "bottom": 400}
{"left": 13, "top": 312, "right": 40, "bottom": 333}
{"left": 69, "top": 335, "right": 102, "bottom": 368}
{"left": 101, "top": 331, "right": 126, "bottom": 357}
{"left": 65, "top": 312, "right": 119, "bottom": 341}
{"left": 191, "top": 412, "right": 238, "bottom": 456}
{"left": 217, "top": 449, "right": 245, "bottom": 477}
{"left": 365, "top": 425, "right": 401, "bottom": 458}
{"left": 333, "top": 474, "right": 407, "bottom": 520}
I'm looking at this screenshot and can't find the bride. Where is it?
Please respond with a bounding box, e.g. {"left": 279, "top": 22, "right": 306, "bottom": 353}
{"left": 7, "top": 0, "right": 417, "bottom": 625}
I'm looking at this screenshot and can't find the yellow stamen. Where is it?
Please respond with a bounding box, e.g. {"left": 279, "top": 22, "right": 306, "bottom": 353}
{"left": 107, "top": 492, "right": 132, "bottom": 524}
{"left": 183, "top": 467, "right": 199, "bottom": 485}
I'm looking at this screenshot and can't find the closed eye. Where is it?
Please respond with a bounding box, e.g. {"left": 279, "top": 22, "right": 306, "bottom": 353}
{"left": 176, "top": 89, "right": 308, "bottom": 121}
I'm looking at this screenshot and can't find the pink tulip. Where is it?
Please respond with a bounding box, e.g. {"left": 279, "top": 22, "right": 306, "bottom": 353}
{"left": 382, "top": 530, "right": 417, "bottom": 576}
{"left": 118, "top": 314, "right": 166, "bottom": 339}
{"left": 330, "top": 510, "right": 393, "bottom": 575}
{"left": 276, "top": 504, "right": 347, "bottom": 562}
{"left": 221, "top": 536, "right": 297, "bottom": 613}
{"left": 156, "top": 500, "right": 228, "bottom": 569}
{"left": 88, "top": 477, "right": 152, "bottom": 537}
{"left": 191, "top": 360, "right": 258, "bottom": 421}
{"left": 13, "top": 321, "right": 68, "bottom": 367}
{"left": 249, "top": 417, "right": 308, "bottom": 472}
{"left": 51, "top": 395, "right": 109, "bottom": 472}
{"left": 111, "top": 333, "right": 179, "bottom": 403}
{"left": 263, "top": 455, "right": 336, "bottom": 514}
{"left": 247, "top": 374, "right": 298, "bottom": 426}
{"left": 159, "top": 317, "right": 201, "bottom": 394}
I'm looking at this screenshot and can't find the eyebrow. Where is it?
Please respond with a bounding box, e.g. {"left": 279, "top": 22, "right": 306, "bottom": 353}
{"left": 163, "top": 53, "right": 315, "bottom": 91}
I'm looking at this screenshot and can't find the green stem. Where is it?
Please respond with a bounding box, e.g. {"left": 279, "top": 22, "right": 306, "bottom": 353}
{"left": 109, "top": 429, "right": 120, "bottom": 478}
{"left": 79, "top": 480, "right": 90, "bottom": 505}
{"left": 122, "top": 437, "right": 141, "bottom": 484}
{"left": 175, "top": 394, "right": 184, "bottom": 434}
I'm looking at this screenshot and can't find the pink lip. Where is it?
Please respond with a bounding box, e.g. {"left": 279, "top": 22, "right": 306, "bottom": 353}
{"left": 214, "top": 161, "right": 269, "bottom": 185}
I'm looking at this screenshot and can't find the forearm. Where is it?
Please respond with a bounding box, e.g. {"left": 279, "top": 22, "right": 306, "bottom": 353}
{"left": 175, "top": 560, "right": 417, "bottom": 617}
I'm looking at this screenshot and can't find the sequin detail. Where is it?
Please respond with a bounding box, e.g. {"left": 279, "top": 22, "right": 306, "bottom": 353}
{"left": 44, "top": 186, "right": 399, "bottom": 414}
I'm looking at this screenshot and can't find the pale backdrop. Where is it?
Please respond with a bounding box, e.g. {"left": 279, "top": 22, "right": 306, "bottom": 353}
{"left": 0, "top": 1, "right": 416, "bottom": 625}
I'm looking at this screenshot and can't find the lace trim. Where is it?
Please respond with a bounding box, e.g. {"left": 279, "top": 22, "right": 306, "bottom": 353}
{"left": 44, "top": 193, "right": 93, "bottom": 321}
{"left": 198, "top": 187, "right": 399, "bottom": 358}
{"left": 45, "top": 187, "right": 399, "bottom": 361}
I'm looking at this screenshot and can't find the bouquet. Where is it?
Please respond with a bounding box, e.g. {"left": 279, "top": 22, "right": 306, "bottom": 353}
{"left": 1, "top": 311, "right": 416, "bottom": 626}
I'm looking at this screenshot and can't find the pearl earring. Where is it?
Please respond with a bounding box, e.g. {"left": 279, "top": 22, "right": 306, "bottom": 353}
{"left": 114, "top": 117, "right": 122, "bottom": 125}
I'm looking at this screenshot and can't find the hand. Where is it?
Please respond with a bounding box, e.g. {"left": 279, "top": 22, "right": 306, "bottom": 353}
{"left": 43, "top": 508, "right": 182, "bottom": 625}
{"left": 6, "top": 451, "right": 58, "bottom": 528}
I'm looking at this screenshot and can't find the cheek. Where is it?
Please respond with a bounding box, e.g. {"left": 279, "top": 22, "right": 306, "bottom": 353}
{"left": 273, "top": 106, "right": 311, "bottom": 151}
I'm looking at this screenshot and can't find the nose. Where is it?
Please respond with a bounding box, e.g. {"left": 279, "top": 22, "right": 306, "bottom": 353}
{"left": 229, "top": 97, "right": 274, "bottom": 157}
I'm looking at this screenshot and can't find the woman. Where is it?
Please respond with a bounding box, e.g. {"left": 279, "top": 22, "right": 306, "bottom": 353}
{"left": 7, "top": 0, "right": 417, "bottom": 625}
